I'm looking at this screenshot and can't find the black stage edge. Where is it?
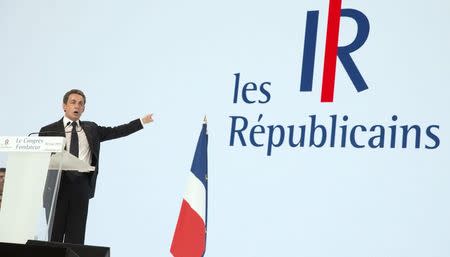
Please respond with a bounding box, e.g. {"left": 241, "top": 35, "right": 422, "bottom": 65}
{"left": 0, "top": 242, "right": 79, "bottom": 257}
{"left": 26, "top": 240, "right": 110, "bottom": 257}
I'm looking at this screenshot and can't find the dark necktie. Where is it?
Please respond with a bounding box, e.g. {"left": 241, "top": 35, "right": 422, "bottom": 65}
{"left": 70, "top": 122, "right": 79, "bottom": 157}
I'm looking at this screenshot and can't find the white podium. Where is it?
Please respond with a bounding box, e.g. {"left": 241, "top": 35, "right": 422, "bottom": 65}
{"left": 0, "top": 136, "right": 94, "bottom": 244}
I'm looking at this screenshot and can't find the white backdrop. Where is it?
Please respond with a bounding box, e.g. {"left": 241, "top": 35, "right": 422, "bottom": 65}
{"left": 1, "top": 1, "right": 450, "bottom": 256}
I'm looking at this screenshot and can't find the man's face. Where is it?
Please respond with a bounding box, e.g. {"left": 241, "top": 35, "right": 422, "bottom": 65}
{"left": 63, "top": 93, "right": 85, "bottom": 121}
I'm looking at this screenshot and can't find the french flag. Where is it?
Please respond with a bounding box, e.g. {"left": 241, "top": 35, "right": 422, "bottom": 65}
{"left": 171, "top": 122, "right": 208, "bottom": 257}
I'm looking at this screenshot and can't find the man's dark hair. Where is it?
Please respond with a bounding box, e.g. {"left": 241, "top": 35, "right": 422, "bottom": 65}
{"left": 63, "top": 89, "right": 86, "bottom": 104}
{"left": 0, "top": 168, "right": 5, "bottom": 173}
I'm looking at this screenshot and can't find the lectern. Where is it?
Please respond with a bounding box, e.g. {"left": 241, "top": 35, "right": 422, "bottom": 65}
{"left": 0, "top": 136, "right": 94, "bottom": 244}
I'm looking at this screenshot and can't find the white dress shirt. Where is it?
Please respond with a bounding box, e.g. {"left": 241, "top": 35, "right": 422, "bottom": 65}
{"left": 63, "top": 116, "right": 92, "bottom": 166}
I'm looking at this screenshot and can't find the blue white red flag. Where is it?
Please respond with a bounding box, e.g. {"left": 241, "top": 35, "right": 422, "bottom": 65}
{"left": 171, "top": 123, "right": 208, "bottom": 257}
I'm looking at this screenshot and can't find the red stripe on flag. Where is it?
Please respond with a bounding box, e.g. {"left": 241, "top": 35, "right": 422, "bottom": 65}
{"left": 321, "top": 0, "right": 342, "bottom": 102}
{"left": 170, "top": 199, "right": 206, "bottom": 257}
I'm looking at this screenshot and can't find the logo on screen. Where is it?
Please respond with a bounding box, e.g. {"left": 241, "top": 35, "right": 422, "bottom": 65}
{"left": 299, "top": 0, "right": 370, "bottom": 102}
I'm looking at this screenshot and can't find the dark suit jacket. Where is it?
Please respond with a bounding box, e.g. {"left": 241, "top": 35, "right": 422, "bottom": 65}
{"left": 40, "top": 118, "right": 143, "bottom": 199}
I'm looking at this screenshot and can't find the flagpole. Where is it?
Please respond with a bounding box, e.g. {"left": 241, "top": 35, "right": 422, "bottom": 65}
{"left": 203, "top": 115, "right": 208, "bottom": 257}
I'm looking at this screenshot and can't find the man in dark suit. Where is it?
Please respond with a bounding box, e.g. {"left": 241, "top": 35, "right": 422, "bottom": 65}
{"left": 40, "top": 89, "right": 153, "bottom": 244}
{"left": 0, "top": 167, "right": 5, "bottom": 209}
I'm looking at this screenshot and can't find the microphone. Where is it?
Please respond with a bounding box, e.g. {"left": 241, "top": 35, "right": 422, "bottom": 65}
{"left": 27, "top": 122, "right": 76, "bottom": 137}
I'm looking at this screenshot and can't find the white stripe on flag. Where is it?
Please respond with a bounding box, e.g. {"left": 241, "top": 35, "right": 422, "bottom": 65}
{"left": 183, "top": 172, "right": 206, "bottom": 221}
